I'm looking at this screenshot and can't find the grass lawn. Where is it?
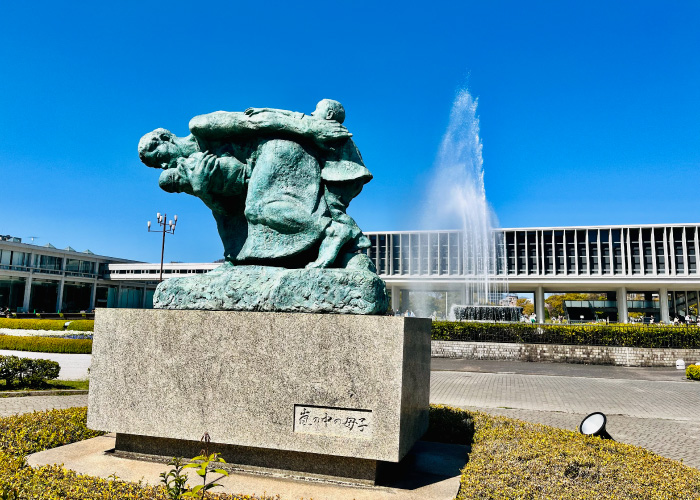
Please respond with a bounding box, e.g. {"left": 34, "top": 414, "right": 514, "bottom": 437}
{"left": 0, "top": 378, "right": 88, "bottom": 393}
{"left": 0, "top": 405, "right": 697, "bottom": 499}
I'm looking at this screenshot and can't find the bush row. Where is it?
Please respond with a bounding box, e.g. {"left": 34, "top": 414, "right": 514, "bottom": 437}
{"left": 0, "top": 355, "right": 60, "bottom": 388}
{"left": 0, "top": 408, "right": 276, "bottom": 499}
{"left": 0, "top": 336, "right": 92, "bottom": 354}
{"left": 0, "top": 318, "right": 94, "bottom": 332}
{"left": 2, "top": 406, "right": 696, "bottom": 499}
{"left": 450, "top": 405, "right": 700, "bottom": 498}
{"left": 687, "top": 364, "right": 700, "bottom": 381}
{"left": 66, "top": 320, "right": 94, "bottom": 332}
{"left": 432, "top": 321, "right": 700, "bottom": 348}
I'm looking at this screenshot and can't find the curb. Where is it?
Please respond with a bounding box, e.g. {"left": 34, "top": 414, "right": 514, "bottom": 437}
{"left": 0, "top": 389, "right": 89, "bottom": 398}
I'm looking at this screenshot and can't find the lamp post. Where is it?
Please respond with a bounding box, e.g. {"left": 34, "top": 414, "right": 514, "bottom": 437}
{"left": 147, "top": 212, "right": 178, "bottom": 282}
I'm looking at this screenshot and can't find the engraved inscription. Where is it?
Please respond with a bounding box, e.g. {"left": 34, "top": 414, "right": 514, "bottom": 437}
{"left": 294, "top": 405, "right": 372, "bottom": 438}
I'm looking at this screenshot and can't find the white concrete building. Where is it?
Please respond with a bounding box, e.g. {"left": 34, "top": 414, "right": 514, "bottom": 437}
{"left": 364, "top": 224, "right": 700, "bottom": 323}
{"left": 0, "top": 236, "right": 150, "bottom": 313}
{"left": 8, "top": 223, "right": 698, "bottom": 322}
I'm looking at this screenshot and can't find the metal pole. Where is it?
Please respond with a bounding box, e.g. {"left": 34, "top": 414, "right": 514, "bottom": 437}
{"left": 160, "top": 213, "right": 166, "bottom": 283}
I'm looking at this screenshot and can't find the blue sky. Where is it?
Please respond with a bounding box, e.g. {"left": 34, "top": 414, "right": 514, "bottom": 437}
{"left": 1, "top": 1, "right": 699, "bottom": 263}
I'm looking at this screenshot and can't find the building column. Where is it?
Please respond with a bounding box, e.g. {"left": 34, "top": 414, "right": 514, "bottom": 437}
{"left": 659, "top": 287, "right": 670, "bottom": 324}
{"left": 400, "top": 289, "right": 410, "bottom": 314}
{"left": 56, "top": 278, "right": 65, "bottom": 313}
{"left": 391, "top": 286, "right": 400, "bottom": 312}
{"left": 141, "top": 283, "right": 148, "bottom": 308}
{"left": 89, "top": 282, "right": 98, "bottom": 310}
{"left": 535, "top": 286, "right": 545, "bottom": 324}
{"left": 617, "top": 286, "right": 628, "bottom": 323}
{"left": 22, "top": 275, "right": 32, "bottom": 313}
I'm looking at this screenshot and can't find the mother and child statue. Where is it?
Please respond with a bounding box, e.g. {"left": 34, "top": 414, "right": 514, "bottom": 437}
{"left": 138, "top": 100, "right": 388, "bottom": 314}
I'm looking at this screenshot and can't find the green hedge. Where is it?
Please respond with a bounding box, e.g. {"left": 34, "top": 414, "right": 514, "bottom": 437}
{"left": 0, "top": 336, "right": 92, "bottom": 354}
{"left": 66, "top": 320, "right": 94, "bottom": 332}
{"left": 0, "top": 355, "right": 60, "bottom": 388}
{"left": 0, "top": 319, "right": 66, "bottom": 331}
{"left": 687, "top": 364, "right": 700, "bottom": 381}
{"left": 452, "top": 405, "right": 700, "bottom": 498}
{"left": 431, "top": 321, "right": 700, "bottom": 349}
{"left": 0, "top": 318, "right": 94, "bottom": 332}
{"left": 0, "top": 406, "right": 697, "bottom": 499}
{"left": 0, "top": 408, "right": 277, "bottom": 499}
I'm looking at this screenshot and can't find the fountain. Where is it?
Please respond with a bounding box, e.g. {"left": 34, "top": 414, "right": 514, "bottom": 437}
{"left": 450, "top": 304, "right": 523, "bottom": 322}
{"left": 424, "top": 89, "right": 517, "bottom": 321}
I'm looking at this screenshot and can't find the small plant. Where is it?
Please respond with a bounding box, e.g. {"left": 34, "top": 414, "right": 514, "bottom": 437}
{"left": 687, "top": 364, "right": 700, "bottom": 381}
{"left": 160, "top": 457, "right": 189, "bottom": 500}
{"left": 182, "top": 452, "right": 229, "bottom": 498}
{"left": 159, "top": 432, "right": 229, "bottom": 499}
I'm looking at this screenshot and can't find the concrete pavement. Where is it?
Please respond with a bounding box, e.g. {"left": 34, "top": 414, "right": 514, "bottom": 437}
{"left": 0, "top": 395, "right": 89, "bottom": 417}
{"left": 2, "top": 358, "right": 698, "bottom": 469}
{"left": 431, "top": 358, "right": 700, "bottom": 468}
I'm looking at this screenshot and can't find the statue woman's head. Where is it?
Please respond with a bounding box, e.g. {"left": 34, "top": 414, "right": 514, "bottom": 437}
{"left": 138, "top": 128, "right": 183, "bottom": 169}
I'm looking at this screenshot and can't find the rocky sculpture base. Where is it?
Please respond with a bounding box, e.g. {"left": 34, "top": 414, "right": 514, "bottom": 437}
{"left": 87, "top": 309, "right": 431, "bottom": 484}
{"left": 153, "top": 260, "right": 389, "bottom": 315}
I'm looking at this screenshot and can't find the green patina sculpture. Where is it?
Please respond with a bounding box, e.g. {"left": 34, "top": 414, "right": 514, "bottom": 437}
{"left": 138, "top": 100, "right": 388, "bottom": 314}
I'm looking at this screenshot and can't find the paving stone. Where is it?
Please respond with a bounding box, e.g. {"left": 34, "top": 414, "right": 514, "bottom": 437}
{"left": 430, "top": 361, "right": 700, "bottom": 469}
{"left": 0, "top": 395, "right": 88, "bottom": 417}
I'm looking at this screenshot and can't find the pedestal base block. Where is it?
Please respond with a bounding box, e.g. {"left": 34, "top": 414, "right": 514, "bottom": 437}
{"left": 87, "top": 309, "right": 431, "bottom": 484}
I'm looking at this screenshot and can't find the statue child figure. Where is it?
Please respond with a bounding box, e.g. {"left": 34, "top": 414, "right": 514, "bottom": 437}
{"left": 196, "top": 99, "right": 372, "bottom": 268}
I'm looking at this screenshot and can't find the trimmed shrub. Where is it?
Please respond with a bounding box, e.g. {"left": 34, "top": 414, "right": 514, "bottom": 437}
{"left": 0, "top": 335, "right": 92, "bottom": 354}
{"left": 0, "top": 408, "right": 280, "bottom": 499}
{"left": 66, "top": 320, "right": 94, "bottom": 332}
{"left": 687, "top": 364, "right": 700, "bottom": 381}
{"left": 0, "top": 355, "right": 60, "bottom": 388}
{"left": 432, "top": 321, "right": 700, "bottom": 349}
{"left": 0, "top": 318, "right": 66, "bottom": 331}
{"left": 423, "top": 404, "right": 475, "bottom": 445}
{"left": 0, "top": 406, "right": 698, "bottom": 498}
{"left": 450, "top": 406, "right": 700, "bottom": 499}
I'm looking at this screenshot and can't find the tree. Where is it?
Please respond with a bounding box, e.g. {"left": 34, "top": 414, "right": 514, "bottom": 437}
{"left": 516, "top": 298, "right": 534, "bottom": 316}
{"left": 545, "top": 293, "right": 604, "bottom": 319}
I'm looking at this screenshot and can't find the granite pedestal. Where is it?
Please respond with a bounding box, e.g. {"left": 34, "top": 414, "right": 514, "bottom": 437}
{"left": 87, "top": 309, "right": 431, "bottom": 484}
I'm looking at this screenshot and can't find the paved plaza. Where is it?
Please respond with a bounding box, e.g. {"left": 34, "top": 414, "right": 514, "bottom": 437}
{"left": 0, "top": 395, "right": 89, "bottom": 417}
{"left": 1, "top": 359, "right": 698, "bottom": 469}
{"left": 431, "top": 359, "right": 700, "bottom": 468}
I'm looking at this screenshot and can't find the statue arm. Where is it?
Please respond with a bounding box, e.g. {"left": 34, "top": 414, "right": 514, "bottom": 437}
{"left": 190, "top": 110, "right": 351, "bottom": 145}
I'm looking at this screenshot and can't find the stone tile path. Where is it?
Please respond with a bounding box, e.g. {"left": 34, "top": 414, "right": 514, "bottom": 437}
{"left": 0, "top": 395, "right": 88, "bottom": 417}
{"left": 2, "top": 359, "right": 698, "bottom": 469}
{"left": 430, "top": 359, "right": 700, "bottom": 468}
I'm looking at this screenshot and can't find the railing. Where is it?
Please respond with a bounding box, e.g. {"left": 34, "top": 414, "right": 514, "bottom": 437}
{"left": 65, "top": 271, "right": 99, "bottom": 279}
{"left": 0, "top": 265, "right": 33, "bottom": 272}
{"left": 431, "top": 321, "right": 700, "bottom": 349}
{"left": 32, "top": 268, "right": 62, "bottom": 275}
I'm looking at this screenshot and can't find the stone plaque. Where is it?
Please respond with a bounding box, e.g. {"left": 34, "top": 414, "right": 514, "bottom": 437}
{"left": 294, "top": 405, "right": 372, "bottom": 438}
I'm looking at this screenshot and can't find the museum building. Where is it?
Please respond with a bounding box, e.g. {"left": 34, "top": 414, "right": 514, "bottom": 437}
{"left": 5, "top": 223, "right": 700, "bottom": 323}
{"left": 365, "top": 223, "right": 700, "bottom": 323}
{"left": 0, "top": 235, "right": 153, "bottom": 313}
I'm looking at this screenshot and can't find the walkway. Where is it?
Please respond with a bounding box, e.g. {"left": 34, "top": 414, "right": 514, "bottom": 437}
{"left": 1, "top": 359, "right": 698, "bottom": 469}
{"left": 431, "top": 359, "right": 700, "bottom": 468}
{"left": 0, "top": 395, "right": 88, "bottom": 418}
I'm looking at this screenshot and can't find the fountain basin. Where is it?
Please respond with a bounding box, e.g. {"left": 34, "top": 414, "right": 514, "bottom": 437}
{"left": 449, "top": 305, "right": 523, "bottom": 322}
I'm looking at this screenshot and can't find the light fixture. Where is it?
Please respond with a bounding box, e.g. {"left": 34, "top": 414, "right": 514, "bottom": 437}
{"left": 579, "top": 412, "right": 613, "bottom": 440}
{"left": 147, "top": 212, "right": 179, "bottom": 282}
